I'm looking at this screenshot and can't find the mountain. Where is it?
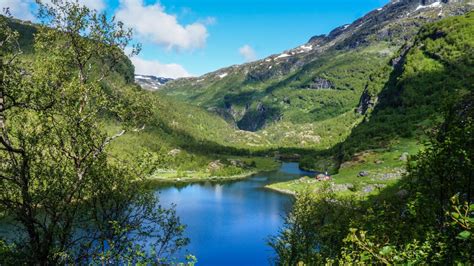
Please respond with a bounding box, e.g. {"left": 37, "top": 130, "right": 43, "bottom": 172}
{"left": 302, "top": 9, "right": 474, "bottom": 173}
{"left": 161, "top": 0, "right": 473, "bottom": 149}
{"left": 6, "top": 0, "right": 472, "bottom": 177}
{"left": 4, "top": 16, "right": 278, "bottom": 178}
{"left": 135, "top": 74, "right": 173, "bottom": 90}
{"left": 268, "top": 12, "right": 474, "bottom": 265}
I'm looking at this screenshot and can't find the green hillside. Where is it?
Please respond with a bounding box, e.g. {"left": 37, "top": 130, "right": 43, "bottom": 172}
{"left": 6, "top": 1, "right": 473, "bottom": 181}
{"left": 269, "top": 12, "right": 474, "bottom": 264}
{"left": 161, "top": 44, "right": 392, "bottom": 150}
{"left": 269, "top": 10, "right": 474, "bottom": 195}
{"left": 2, "top": 1, "right": 473, "bottom": 264}
{"left": 6, "top": 17, "right": 278, "bottom": 181}
{"left": 161, "top": 0, "right": 472, "bottom": 152}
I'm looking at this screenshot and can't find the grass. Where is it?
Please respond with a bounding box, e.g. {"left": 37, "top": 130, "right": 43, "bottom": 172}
{"left": 145, "top": 156, "right": 280, "bottom": 184}
{"left": 161, "top": 43, "right": 391, "bottom": 137}
{"left": 266, "top": 139, "right": 421, "bottom": 196}
{"left": 8, "top": 11, "right": 473, "bottom": 185}
{"left": 147, "top": 170, "right": 258, "bottom": 183}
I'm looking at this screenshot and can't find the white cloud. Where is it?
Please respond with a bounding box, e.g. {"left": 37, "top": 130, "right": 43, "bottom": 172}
{"left": 131, "top": 56, "right": 191, "bottom": 79}
{"left": 1, "top": 0, "right": 106, "bottom": 22}
{"left": 42, "top": 0, "right": 106, "bottom": 11}
{"left": 116, "top": 0, "right": 209, "bottom": 51}
{"left": 0, "top": 0, "right": 35, "bottom": 21}
{"left": 239, "top": 45, "right": 257, "bottom": 62}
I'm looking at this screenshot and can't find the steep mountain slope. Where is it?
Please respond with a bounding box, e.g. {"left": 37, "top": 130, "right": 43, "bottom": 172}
{"left": 338, "top": 8, "right": 474, "bottom": 159}
{"left": 5, "top": 16, "right": 277, "bottom": 178}
{"left": 161, "top": 0, "right": 473, "bottom": 150}
{"left": 7, "top": 0, "right": 472, "bottom": 177}
{"left": 268, "top": 13, "right": 474, "bottom": 264}
{"left": 269, "top": 10, "right": 474, "bottom": 193}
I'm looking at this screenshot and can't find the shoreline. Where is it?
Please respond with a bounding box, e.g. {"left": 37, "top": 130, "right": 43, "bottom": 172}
{"left": 146, "top": 171, "right": 259, "bottom": 184}
{"left": 264, "top": 185, "right": 297, "bottom": 196}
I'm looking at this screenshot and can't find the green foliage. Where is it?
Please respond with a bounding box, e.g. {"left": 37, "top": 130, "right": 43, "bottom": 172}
{"left": 5, "top": 16, "right": 36, "bottom": 54}
{"left": 162, "top": 41, "right": 392, "bottom": 149}
{"left": 0, "top": 2, "right": 188, "bottom": 264}
{"left": 270, "top": 13, "right": 474, "bottom": 265}
{"left": 271, "top": 93, "right": 474, "bottom": 265}
{"left": 269, "top": 189, "right": 324, "bottom": 265}
{"left": 2, "top": 5, "right": 284, "bottom": 179}
{"left": 269, "top": 187, "right": 358, "bottom": 265}
{"left": 449, "top": 195, "right": 474, "bottom": 243}
{"left": 339, "top": 11, "right": 474, "bottom": 161}
{"left": 404, "top": 98, "right": 474, "bottom": 218}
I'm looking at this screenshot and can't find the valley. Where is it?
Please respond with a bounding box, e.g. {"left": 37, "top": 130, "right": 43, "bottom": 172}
{"left": 1, "top": 0, "right": 473, "bottom": 264}
{"left": 139, "top": 0, "right": 473, "bottom": 197}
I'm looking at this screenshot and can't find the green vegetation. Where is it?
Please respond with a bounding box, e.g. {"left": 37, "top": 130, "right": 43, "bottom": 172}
{"left": 103, "top": 92, "right": 282, "bottom": 178}
{"left": 3, "top": 13, "right": 280, "bottom": 182}
{"left": 1, "top": 0, "right": 473, "bottom": 264}
{"left": 0, "top": 3, "right": 190, "bottom": 264}
{"left": 338, "top": 11, "right": 474, "bottom": 159}
{"left": 270, "top": 12, "right": 474, "bottom": 265}
{"left": 272, "top": 11, "right": 474, "bottom": 195}
{"left": 267, "top": 139, "right": 419, "bottom": 195}
{"left": 162, "top": 45, "right": 392, "bottom": 149}
{"left": 270, "top": 91, "right": 474, "bottom": 264}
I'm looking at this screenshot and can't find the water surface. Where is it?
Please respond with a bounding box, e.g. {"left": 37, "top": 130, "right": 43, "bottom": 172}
{"left": 157, "top": 162, "right": 313, "bottom": 265}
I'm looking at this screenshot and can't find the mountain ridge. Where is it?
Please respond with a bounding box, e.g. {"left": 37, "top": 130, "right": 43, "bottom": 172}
{"left": 160, "top": 0, "right": 473, "bottom": 138}
{"left": 165, "top": 0, "right": 472, "bottom": 88}
{"left": 135, "top": 74, "right": 173, "bottom": 90}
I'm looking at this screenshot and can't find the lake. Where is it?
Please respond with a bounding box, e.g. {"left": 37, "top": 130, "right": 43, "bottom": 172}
{"left": 156, "top": 162, "right": 314, "bottom": 265}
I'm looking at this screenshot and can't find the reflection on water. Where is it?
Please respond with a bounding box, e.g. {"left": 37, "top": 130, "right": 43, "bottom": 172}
{"left": 156, "top": 162, "right": 313, "bottom": 266}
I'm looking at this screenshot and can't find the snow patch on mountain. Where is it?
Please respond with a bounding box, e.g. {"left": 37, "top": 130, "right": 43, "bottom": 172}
{"left": 218, "top": 73, "right": 228, "bottom": 79}
{"left": 135, "top": 74, "right": 173, "bottom": 90}
{"left": 276, "top": 53, "right": 291, "bottom": 59}
{"left": 416, "top": 1, "right": 442, "bottom": 11}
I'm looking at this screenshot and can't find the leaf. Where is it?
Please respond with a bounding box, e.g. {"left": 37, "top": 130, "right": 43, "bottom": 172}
{"left": 379, "top": 245, "right": 393, "bottom": 256}
{"left": 456, "top": 231, "right": 471, "bottom": 240}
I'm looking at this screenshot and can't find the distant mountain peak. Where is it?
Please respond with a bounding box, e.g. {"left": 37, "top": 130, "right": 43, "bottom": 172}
{"left": 134, "top": 74, "right": 173, "bottom": 90}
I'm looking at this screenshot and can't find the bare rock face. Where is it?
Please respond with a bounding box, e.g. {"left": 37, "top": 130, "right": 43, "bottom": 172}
{"left": 362, "top": 184, "right": 386, "bottom": 193}
{"left": 168, "top": 149, "right": 182, "bottom": 157}
{"left": 358, "top": 171, "right": 370, "bottom": 177}
{"left": 421, "top": 0, "right": 450, "bottom": 5}
{"left": 356, "top": 89, "right": 375, "bottom": 115}
{"left": 422, "top": 0, "right": 440, "bottom": 5}
{"left": 304, "top": 78, "right": 334, "bottom": 90}
{"left": 256, "top": 102, "right": 266, "bottom": 113}
{"left": 399, "top": 152, "right": 410, "bottom": 161}
{"left": 229, "top": 159, "right": 245, "bottom": 168}
{"left": 308, "top": 34, "right": 328, "bottom": 45}
{"left": 237, "top": 102, "right": 275, "bottom": 131}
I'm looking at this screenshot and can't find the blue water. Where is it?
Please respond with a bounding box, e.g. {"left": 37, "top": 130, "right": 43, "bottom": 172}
{"left": 156, "top": 162, "right": 314, "bottom": 266}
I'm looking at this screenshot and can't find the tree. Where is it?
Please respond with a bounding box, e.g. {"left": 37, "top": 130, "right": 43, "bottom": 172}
{"left": 0, "top": 1, "right": 189, "bottom": 264}
{"left": 270, "top": 94, "right": 474, "bottom": 265}
{"left": 269, "top": 189, "right": 322, "bottom": 265}
{"left": 269, "top": 186, "right": 357, "bottom": 265}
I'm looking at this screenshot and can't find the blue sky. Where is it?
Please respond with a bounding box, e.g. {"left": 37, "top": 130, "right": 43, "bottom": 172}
{"left": 2, "top": 0, "right": 390, "bottom": 78}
